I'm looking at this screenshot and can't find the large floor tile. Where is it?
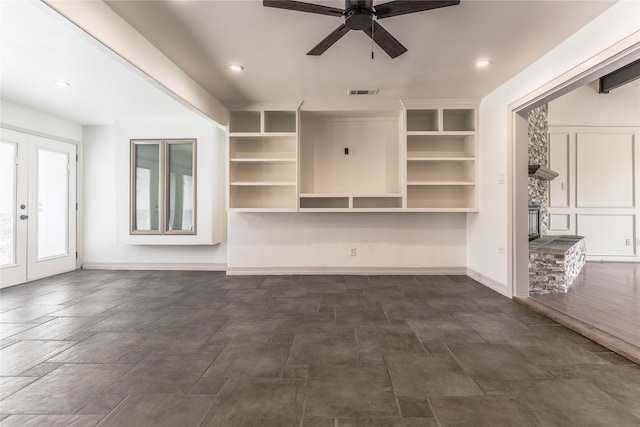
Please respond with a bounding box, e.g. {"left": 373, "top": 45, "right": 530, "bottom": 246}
{"left": 107, "top": 352, "right": 215, "bottom": 394}
{"left": 0, "top": 376, "right": 38, "bottom": 400}
{"left": 569, "top": 365, "right": 640, "bottom": 418}
{"left": 86, "top": 310, "right": 168, "bottom": 332}
{"left": 356, "top": 324, "right": 424, "bottom": 352}
{"left": 207, "top": 318, "right": 281, "bottom": 344}
{"left": 513, "top": 378, "right": 640, "bottom": 426}
{"left": 8, "top": 317, "right": 98, "bottom": 340}
{"left": 384, "top": 352, "right": 482, "bottom": 397}
{"left": 203, "top": 342, "right": 291, "bottom": 378}
{"left": 0, "top": 323, "right": 38, "bottom": 340}
{"left": 447, "top": 343, "right": 551, "bottom": 381}
{"left": 271, "top": 297, "right": 320, "bottom": 315}
{"left": 0, "top": 364, "right": 131, "bottom": 414}
{"left": 0, "top": 414, "right": 103, "bottom": 427}
{"left": 337, "top": 419, "right": 438, "bottom": 427}
{"left": 305, "top": 365, "right": 399, "bottom": 418}
{"left": 429, "top": 396, "right": 543, "bottom": 427}
{"left": 0, "top": 340, "right": 75, "bottom": 376}
{"left": 0, "top": 304, "right": 67, "bottom": 323}
{"left": 48, "top": 332, "right": 145, "bottom": 363}
{"left": 456, "top": 313, "right": 531, "bottom": 335}
{"left": 275, "top": 313, "right": 335, "bottom": 335}
{"left": 288, "top": 332, "right": 357, "bottom": 365}
{"left": 202, "top": 378, "right": 305, "bottom": 426}
{"left": 408, "top": 317, "right": 484, "bottom": 345}
{"left": 336, "top": 308, "right": 389, "bottom": 328}
{"left": 98, "top": 394, "right": 214, "bottom": 427}
{"left": 135, "top": 325, "right": 220, "bottom": 352}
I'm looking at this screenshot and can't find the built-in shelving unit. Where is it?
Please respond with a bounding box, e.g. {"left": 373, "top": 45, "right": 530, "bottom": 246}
{"left": 228, "top": 110, "right": 298, "bottom": 211}
{"left": 227, "top": 103, "right": 478, "bottom": 213}
{"left": 404, "top": 107, "right": 478, "bottom": 211}
{"left": 299, "top": 109, "right": 403, "bottom": 212}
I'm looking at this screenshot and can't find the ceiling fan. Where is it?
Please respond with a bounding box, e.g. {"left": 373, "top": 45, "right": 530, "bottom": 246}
{"left": 263, "top": 0, "right": 460, "bottom": 58}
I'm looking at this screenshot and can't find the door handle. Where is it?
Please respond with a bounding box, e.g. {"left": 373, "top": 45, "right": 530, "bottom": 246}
{"left": 20, "top": 215, "right": 28, "bottom": 220}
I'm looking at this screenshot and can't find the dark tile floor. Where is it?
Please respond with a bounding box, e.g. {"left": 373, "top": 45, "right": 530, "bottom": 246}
{"left": 1, "top": 270, "right": 639, "bottom": 426}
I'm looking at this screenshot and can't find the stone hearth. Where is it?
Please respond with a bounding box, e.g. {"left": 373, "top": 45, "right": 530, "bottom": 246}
{"left": 529, "top": 236, "right": 586, "bottom": 294}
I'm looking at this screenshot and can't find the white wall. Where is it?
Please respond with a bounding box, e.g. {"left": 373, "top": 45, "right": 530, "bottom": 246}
{"left": 83, "top": 118, "right": 227, "bottom": 269}
{"left": 228, "top": 212, "right": 466, "bottom": 274}
{"left": 467, "top": 1, "right": 640, "bottom": 296}
{"left": 1, "top": 101, "right": 82, "bottom": 142}
{"left": 549, "top": 81, "right": 640, "bottom": 126}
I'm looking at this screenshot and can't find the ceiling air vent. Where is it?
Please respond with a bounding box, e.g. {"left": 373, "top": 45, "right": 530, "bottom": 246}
{"left": 348, "top": 89, "right": 379, "bottom": 95}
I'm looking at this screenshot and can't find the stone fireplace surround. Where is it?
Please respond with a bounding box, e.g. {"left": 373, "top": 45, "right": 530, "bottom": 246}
{"left": 527, "top": 105, "right": 586, "bottom": 294}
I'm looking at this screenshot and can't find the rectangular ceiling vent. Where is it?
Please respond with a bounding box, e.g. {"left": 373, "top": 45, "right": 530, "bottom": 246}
{"left": 348, "top": 89, "right": 379, "bottom": 95}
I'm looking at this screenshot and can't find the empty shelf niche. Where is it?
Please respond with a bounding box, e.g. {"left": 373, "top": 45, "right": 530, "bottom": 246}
{"left": 229, "top": 136, "right": 296, "bottom": 159}
{"left": 229, "top": 160, "right": 296, "bottom": 184}
{"left": 230, "top": 185, "right": 297, "bottom": 210}
{"left": 442, "top": 109, "right": 475, "bottom": 132}
{"left": 229, "top": 111, "right": 261, "bottom": 133}
{"left": 300, "top": 196, "right": 349, "bottom": 209}
{"left": 407, "top": 109, "right": 438, "bottom": 132}
{"left": 264, "top": 111, "right": 297, "bottom": 133}
{"left": 407, "top": 135, "right": 475, "bottom": 158}
{"left": 352, "top": 196, "right": 402, "bottom": 209}
{"left": 407, "top": 160, "right": 475, "bottom": 184}
{"left": 407, "top": 185, "right": 476, "bottom": 210}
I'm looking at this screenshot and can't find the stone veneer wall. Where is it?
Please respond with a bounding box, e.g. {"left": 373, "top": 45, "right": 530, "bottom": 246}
{"left": 528, "top": 104, "right": 549, "bottom": 236}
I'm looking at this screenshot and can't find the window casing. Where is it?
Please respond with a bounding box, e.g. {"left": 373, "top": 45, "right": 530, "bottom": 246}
{"left": 130, "top": 139, "right": 196, "bottom": 235}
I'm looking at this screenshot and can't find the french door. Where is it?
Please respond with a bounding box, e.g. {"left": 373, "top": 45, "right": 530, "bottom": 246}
{"left": 0, "top": 128, "right": 77, "bottom": 288}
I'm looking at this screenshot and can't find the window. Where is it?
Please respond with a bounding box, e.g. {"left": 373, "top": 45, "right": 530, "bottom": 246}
{"left": 130, "top": 139, "right": 196, "bottom": 235}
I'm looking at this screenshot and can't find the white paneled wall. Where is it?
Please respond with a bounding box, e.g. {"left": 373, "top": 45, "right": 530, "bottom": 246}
{"left": 548, "top": 126, "right": 640, "bottom": 261}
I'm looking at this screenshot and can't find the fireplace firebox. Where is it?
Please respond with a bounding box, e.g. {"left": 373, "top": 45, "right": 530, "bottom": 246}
{"left": 529, "top": 204, "right": 541, "bottom": 241}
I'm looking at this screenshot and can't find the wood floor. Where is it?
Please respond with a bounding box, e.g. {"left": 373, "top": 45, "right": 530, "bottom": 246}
{"left": 517, "top": 262, "right": 640, "bottom": 364}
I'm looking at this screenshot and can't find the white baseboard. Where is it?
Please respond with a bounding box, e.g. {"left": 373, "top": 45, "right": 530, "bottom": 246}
{"left": 466, "top": 267, "right": 509, "bottom": 297}
{"left": 81, "top": 262, "right": 227, "bottom": 271}
{"left": 226, "top": 266, "right": 467, "bottom": 276}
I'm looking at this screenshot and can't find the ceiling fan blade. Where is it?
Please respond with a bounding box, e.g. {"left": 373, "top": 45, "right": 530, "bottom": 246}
{"left": 263, "top": 1, "right": 343, "bottom": 17}
{"left": 307, "top": 24, "right": 350, "bottom": 55}
{"left": 362, "top": 21, "right": 407, "bottom": 58}
{"left": 375, "top": 0, "right": 460, "bottom": 19}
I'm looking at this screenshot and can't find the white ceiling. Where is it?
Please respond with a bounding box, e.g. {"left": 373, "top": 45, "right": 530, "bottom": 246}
{"left": 0, "top": 0, "right": 617, "bottom": 125}
{"left": 0, "top": 1, "right": 198, "bottom": 125}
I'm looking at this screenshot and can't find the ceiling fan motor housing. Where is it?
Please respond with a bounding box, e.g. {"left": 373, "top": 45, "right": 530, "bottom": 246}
{"left": 344, "top": 0, "right": 374, "bottom": 30}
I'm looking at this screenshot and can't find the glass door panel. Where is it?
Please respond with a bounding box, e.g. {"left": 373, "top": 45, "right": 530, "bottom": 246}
{"left": 37, "top": 148, "right": 69, "bottom": 260}
{"left": 0, "top": 142, "right": 17, "bottom": 266}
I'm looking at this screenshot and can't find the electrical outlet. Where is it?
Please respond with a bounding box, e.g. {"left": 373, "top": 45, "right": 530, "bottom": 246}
{"left": 625, "top": 239, "right": 631, "bottom": 247}
{"left": 497, "top": 173, "right": 505, "bottom": 184}
{"left": 350, "top": 248, "right": 357, "bottom": 256}
{"left": 498, "top": 247, "right": 505, "bottom": 255}
{"left": 344, "top": 147, "right": 356, "bottom": 156}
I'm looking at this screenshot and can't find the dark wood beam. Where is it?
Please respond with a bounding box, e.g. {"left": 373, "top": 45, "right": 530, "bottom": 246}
{"left": 599, "top": 58, "right": 640, "bottom": 93}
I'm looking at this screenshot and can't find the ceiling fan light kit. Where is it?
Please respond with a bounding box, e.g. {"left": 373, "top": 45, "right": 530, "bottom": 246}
{"left": 263, "top": 0, "right": 460, "bottom": 58}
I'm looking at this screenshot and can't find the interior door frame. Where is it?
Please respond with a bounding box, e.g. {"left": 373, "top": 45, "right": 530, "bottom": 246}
{"left": 508, "top": 36, "right": 640, "bottom": 298}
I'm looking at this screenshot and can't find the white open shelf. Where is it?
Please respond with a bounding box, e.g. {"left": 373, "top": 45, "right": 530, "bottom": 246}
{"left": 407, "top": 185, "right": 476, "bottom": 210}
{"left": 228, "top": 109, "right": 298, "bottom": 211}
{"left": 229, "top": 185, "right": 297, "bottom": 210}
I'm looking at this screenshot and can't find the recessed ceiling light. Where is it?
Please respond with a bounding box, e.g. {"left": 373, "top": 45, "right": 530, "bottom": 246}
{"left": 54, "top": 81, "right": 71, "bottom": 88}
{"left": 476, "top": 59, "right": 491, "bottom": 68}
{"left": 229, "top": 64, "right": 244, "bottom": 72}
